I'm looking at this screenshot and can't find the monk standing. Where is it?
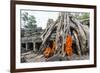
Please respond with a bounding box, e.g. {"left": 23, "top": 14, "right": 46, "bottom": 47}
{"left": 65, "top": 35, "right": 73, "bottom": 60}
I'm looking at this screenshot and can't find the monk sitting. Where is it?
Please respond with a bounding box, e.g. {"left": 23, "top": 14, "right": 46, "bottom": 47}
{"left": 43, "top": 47, "right": 52, "bottom": 60}
{"left": 43, "top": 41, "right": 55, "bottom": 61}
{"left": 65, "top": 35, "right": 73, "bottom": 60}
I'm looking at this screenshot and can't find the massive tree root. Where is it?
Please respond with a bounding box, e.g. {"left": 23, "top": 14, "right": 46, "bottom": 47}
{"left": 36, "top": 12, "right": 89, "bottom": 60}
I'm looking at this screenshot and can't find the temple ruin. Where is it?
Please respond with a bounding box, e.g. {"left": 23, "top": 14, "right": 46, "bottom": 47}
{"left": 21, "top": 12, "right": 89, "bottom": 62}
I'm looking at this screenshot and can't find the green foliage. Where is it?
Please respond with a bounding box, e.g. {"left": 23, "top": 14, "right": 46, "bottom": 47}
{"left": 74, "top": 13, "right": 89, "bottom": 26}
{"left": 76, "top": 13, "right": 89, "bottom": 20}
{"left": 22, "top": 12, "right": 28, "bottom": 22}
{"left": 21, "top": 12, "right": 37, "bottom": 36}
{"left": 28, "top": 15, "right": 36, "bottom": 24}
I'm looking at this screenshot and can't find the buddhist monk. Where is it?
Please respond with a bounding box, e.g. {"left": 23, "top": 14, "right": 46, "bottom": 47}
{"left": 43, "top": 47, "right": 52, "bottom": 61}
{"left": 43, "top": 41, "right": 56, "bottom": 61}
{"left": 65, "top": 35, "right": 73, "bottom": 60}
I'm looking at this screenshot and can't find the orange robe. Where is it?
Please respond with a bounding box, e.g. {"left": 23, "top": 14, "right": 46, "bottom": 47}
{"left": 43, "top": 47, "right": 52, "bottom": 58}
{"left": 43, "top": 41, "right": 55, "bottom": 59}
{"left": 65, "top": 35, "right": 73, "bottom": 57}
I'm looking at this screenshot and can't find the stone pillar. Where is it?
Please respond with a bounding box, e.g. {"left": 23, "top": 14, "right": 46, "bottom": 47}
{"left": 26, "top": 42, "right": 28, "bottom": 51}
{"left": 33, "top": 42, "right": 36, "bottom": 52}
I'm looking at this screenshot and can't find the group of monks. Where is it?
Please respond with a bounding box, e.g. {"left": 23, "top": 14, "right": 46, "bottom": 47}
{"left": 43, "top": 34, "right": 73, "bottom": 61}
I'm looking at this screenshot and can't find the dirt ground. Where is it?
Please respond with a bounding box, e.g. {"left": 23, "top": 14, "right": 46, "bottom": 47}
{"left": 21, "top": 51, "right": 89, "bottom": 63}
